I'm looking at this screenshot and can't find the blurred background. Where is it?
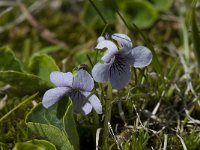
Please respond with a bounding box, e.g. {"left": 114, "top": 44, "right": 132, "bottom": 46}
{"left": 1, "top": 0, "right": 200, "bottom": 149}
{"left": 0, "top": 0, "right": 195, "bottom": 72}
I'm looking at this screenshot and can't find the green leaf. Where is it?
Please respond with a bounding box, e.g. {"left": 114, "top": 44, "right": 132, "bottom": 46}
{"left": 191, "top": 1, "right": 200, "bottom": 68}
{"left": 63, "top": 99, "right": 79, "bottom": 150}
{"left": 28, "top": 54, "right": 59, "bottom": 83}
{"left": 121, "top": 1, "right": 158, "bottom": 29}
{"left": 26, "top": 103, "right": 65, "bottom": 131}
{"left": 26, "top": 123, "right": 74, "bottom": 150}
{"left": 0, "top": 71, "right": 51, "bottom": 93}
{"left": 151, "top": 0, "right": 173, "bottom": 11}
{"left": 13, "top": 139, "right": 56, "bottom": 150}
{"left": 0, "top": 47, "right": 23, "bottom": 71}
{"left": 26, "top": 100, "right": 79, "bottom": 150}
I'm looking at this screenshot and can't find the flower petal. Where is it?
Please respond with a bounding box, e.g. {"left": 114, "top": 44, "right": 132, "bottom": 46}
{"left": 109, "top": 60, "right": 131, "bottom": 90}
{"left": 112, "top": 33, "right": 132, "bottom": 50}
{"left": 96, "top": 40, "right": 118, "bottom": 63}
{"left": 81, "top": 91, "right": 102, "bottom": 114}
{"left": 92, "top": 62, "right": 112, "bottom": 83}
{"left": 72, "top": 69, "right": 94, "bottom": 92}
{"left": 82, "top": 102, "right": 93, "bottom": 115}
{"left": 50, "top": 71, "right": 73, "bottom": 87}
{"left": 69, "top": 91, "right": 88, "bottom": 114}
{"left": 42, "top": 87, "right": 70, "bottom": 108}
{"left": 97, "top": 36, "right": 105, "bottom": 43}
{"left": 88, "top": 95, "right": 102, "bottom": 114}
{"left": 126, "top": 46, "right": 152, "bottom": 68}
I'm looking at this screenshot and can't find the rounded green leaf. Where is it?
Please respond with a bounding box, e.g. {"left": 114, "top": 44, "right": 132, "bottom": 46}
{"left": 12, "top": 139, "right": 56, "bottom": 150}
{"left": 120, "top": 1, "right": 158, "bottom": 29}
{"left": 28, "top": 54, "right": 60, "bottom": 83}
{"left": 26, "top": 123, "right": 74, "bottom": 150}
{"left": 0, "top": 47, "right": 23, "bottom": 71}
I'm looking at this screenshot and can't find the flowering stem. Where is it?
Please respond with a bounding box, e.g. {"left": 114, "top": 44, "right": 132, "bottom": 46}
{"left": 102, "top": 82, "right": 112, "bottom": 147}
{"left": 101, "top": 24, "right": 109, "bottom": 36}
{"left": 133, "top": 68, "right": 138, "bottom": 85}
{"left": 88, "top": 0, "right": 107, "bottom": 25}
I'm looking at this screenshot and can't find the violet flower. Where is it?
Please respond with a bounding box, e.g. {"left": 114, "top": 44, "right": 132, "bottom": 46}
{"left": 42, "top": 69, "right": 102, "bottom": 115}
{"left": 92, "top": 33, "right": 152, "bottom": 90}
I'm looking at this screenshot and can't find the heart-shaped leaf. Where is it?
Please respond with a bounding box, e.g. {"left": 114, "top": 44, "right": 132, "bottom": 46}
{"left": 26, "top": 123, "right": 74, "bottom": 150}
{"left": 26, "top": 100, "right": 79, "bottom": 150}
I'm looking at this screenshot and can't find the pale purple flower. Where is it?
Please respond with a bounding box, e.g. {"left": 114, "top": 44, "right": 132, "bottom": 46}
{"left": 92, "top": 33, "right": 152, "bottom": 90}
{"left": 42, "top": 69, "right": 102, "bottom": 115}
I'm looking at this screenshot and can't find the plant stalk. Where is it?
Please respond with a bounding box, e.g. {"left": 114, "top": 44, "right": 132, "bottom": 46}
{"left": 102, "top": 82, "right": 112, "bottom": 147}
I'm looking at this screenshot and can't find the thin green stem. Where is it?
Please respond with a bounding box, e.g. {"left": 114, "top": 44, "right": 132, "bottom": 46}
{"left": 86, "top": 54, "right": 94, "bottom": 68}
{"left": 88, "top": 0, "right": 107, "bottom": 25}
{"left": 133, "top": 68, "right": 138, "bottom": 85}
{"left": 95, "top": 50, "right": 99, "bottom": 65}
{"left": 102, "top": 82, "right": 112, "bottom": 147}
{"left": 0, "top": 93, "right": 38, "bottom": 123}
{"left": 101, "top": 24, "right": 109, "bottom": 36}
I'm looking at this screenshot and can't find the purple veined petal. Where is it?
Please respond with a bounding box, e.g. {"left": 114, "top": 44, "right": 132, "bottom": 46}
{"left": 42, "top": 87, "right": 70, "bottom": 108}
{"left": 97, "top": 36, "right": 105, "bottom": 43}
{"left": 112, "top": 33, "right": 133, "bottom": 50}
{"left": 50, "top": 71, "right": 73, "bottom": 87}
{"left": 72, "top": 69, "right": 94, "bottom": 92}
{"left": 69, "top": 90, "right": 88, "bottom": 114}
{"left": 109, "top": 56, "right": 131, "bottom": 89}
{"left": 92, "top": 61, "right": 113, "bottom": 83}
{"left": 82, "top": 102, "right": 93, "bottom": 115}
{"left": 88, "top": 95, "right": 102, "bottom": 114}
{"left": 96, "top": 40, "right": 118, "bottom": 63}
{"left": 126, "top": 46, "right": 152, "bottom": 68}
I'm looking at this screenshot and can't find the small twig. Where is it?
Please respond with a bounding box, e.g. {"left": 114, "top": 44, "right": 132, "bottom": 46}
{"left": 96, "top": 128, "right": 102, "bottom": 150}
{"left": 0, "top": 7, "right": 13, "bottom": 17}
{"left": 185, "top": 108, "right": 200, "bottom": 124}
{"left": 17, "top": 1, "right": 68, "bottom": 49}
{"left": 0, "top": 95, "right": 8, "bottom": 110}
{"left": 143, "top": 109, "right": 162, "bottom": 123}
{"left": 163, "top": 134, "right": 168, "bottom": 150}
{"left": 117, "top": 101, "right": 126, "bottom": 124}
{"left": 108, "top": 122, "right": 121, "bottom": 150}
{"left": 177, "top": 134, "right": 187, "bottom": 150}
{"left": 179, "top": 52, "right": 197, "bottom": 97}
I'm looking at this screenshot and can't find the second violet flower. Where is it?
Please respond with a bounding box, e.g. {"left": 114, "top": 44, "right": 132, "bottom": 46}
{"left": 42, "top": 69, "right": 102, "bottom": 115}
{"left": 92, "top": 33, "right": 152, "bottom": 90}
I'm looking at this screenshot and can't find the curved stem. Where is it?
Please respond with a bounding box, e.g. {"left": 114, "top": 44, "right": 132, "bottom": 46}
{"left": 0, "top": 93, "right": 38, "bottom": 123}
